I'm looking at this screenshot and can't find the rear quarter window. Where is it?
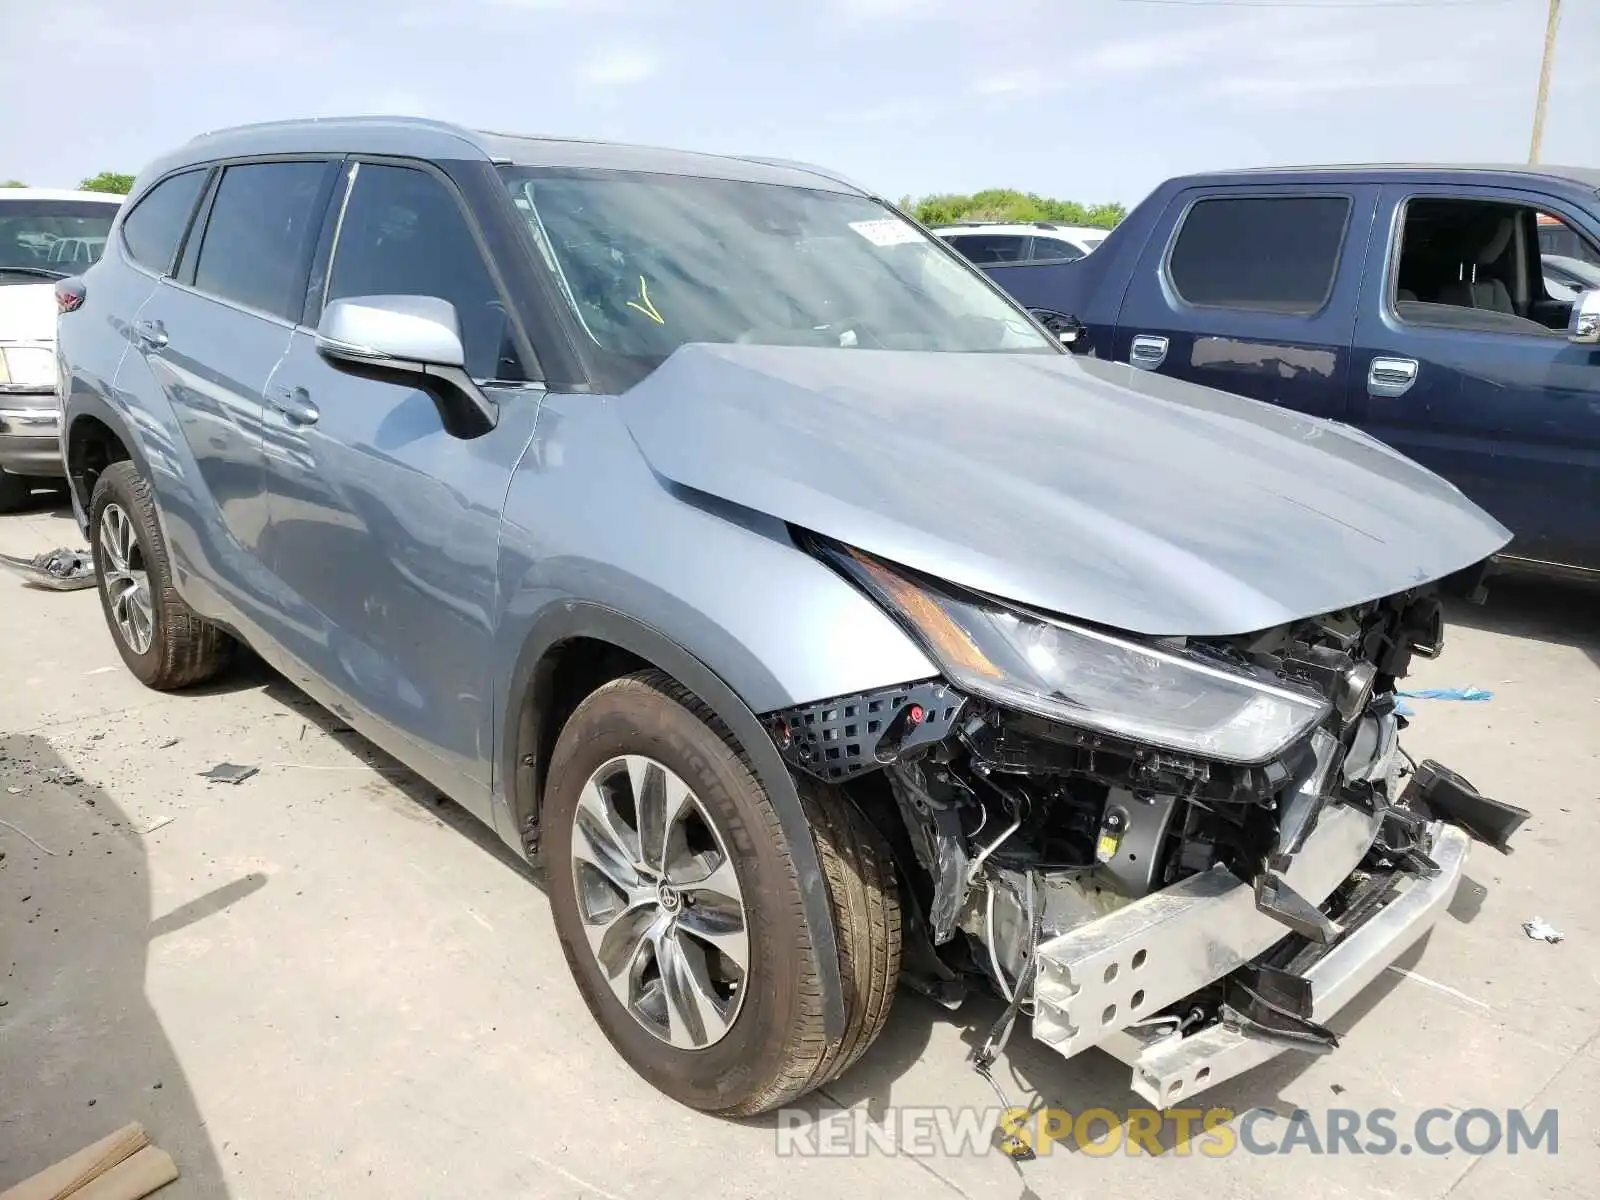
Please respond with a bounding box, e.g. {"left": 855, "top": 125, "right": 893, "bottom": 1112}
{"left": 1167, "top": 195, "right": 1351, "bottom": 315}
{"left": 120, "top": 169, "right": 208, "bottom": 274}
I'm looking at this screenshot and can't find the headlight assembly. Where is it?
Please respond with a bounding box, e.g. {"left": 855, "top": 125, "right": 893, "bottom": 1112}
{"left": 822, "top": 543, "right": 1329, "bottom": 764}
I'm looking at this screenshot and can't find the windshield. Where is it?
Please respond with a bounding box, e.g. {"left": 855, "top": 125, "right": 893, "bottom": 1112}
{"left": 499, "top": 167, "right": 1053, "bottom": 380}
{"left": 0, "top": 198, "right": 120, "bottom": 279}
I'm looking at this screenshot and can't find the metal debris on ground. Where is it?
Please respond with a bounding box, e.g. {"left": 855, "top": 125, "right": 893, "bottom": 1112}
{"left": 0, "top": 547, "right": 98, "bottom": 591}
{"left": 42, "top": 767, "right": 83, "bottom": 786}
{"left": 198, "top": 762, "right": 259, "bottom": 785}
{"left": 1523, "top": 917, "right": 1565, "bottom": 944}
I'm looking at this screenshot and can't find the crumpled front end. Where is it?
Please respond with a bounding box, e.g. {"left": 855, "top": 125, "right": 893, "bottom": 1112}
{"left": 763, "top": 543, "right": 1526, "bottom": 1112}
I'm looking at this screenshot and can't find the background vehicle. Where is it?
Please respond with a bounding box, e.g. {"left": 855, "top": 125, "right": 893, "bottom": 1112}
{"left": 973, "top": 165, "right": 1600, "bottom": 577}
{"left": 933, "top": 220, "right": 1107, "bottom": 265}
{"left": 56, "top": 119, "right": 1514, "bottom": 1121}
{"left": 0, "top": 187, "right": 121, "bottom": 509}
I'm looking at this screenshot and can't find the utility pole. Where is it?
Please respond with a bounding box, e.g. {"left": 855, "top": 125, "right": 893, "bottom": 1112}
{"left": 1529, "top": 0, "right": 1562, "bottom": 164}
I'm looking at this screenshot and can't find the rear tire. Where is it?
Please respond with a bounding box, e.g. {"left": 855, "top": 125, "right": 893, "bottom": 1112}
{"left": 89, "top": 461, "right": 232, "bottom": 689}
{"left": 543, "top": 669, "right": 900, "bottom": 1115}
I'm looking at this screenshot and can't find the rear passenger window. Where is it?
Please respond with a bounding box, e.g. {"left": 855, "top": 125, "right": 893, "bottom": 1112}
{"left": 327, "top": 163, "right": 524, "bottom": 381}
{"left": 1168, "top": 196, "right": 1350, "bottom": 314}
{"left": 193, "top": 161, "right": 330, "bottom": 321}
{"left": 1028, "top": 237, "right": 1083, "bottom": 264}
{"left": 944, "top": 234, "right": 1029, "bottom": 265}
{"left": 120, "top": 169, "right": 207, "bottom": 274}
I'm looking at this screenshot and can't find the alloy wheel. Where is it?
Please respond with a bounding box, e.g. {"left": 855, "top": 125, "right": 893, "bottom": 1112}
{"left": 98, "top": 502, "right": 154, "bottom": 655}
{"left": 570, "top": 754, "right": 750, "bottom": 1048}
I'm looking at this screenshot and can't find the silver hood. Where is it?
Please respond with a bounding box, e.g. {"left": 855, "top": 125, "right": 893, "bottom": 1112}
{"left": 618, "top": 344, "right": 1511, "bottom": 636}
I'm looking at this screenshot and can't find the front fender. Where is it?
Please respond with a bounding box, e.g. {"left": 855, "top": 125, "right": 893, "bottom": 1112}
{"left": 496, "top": 599, "right": 853, "bottom": 1040}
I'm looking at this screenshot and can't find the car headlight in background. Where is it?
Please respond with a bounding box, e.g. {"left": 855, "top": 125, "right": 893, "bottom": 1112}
{"left": 820, "top": 543, "right": 1330, "bottom": 764}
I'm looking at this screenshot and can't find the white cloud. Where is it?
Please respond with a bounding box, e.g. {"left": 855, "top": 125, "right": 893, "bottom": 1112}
{"left": 576, "top": 47, "right": 659, "bottom": 87}
{"left": 968, "top": 69, "right": 1061, "bottom": 101}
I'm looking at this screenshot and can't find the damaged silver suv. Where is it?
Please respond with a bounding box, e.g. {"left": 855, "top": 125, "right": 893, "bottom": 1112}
{"left": 56, "top": 117, "right": 1526, "bottom": 1119}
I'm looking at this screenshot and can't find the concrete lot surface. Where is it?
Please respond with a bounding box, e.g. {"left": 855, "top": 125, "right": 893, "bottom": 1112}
{"left": 1, "top": 496, "right": 1596, "bottom": 1199}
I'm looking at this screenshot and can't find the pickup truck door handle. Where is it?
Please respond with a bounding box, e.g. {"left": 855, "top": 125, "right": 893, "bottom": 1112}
{"left": 1129, "top": 334, "right": 1169, "bottom": 371}
{"left": 133, "top": 319, "right": 167, "bottom": 349}
{"left": 1368, "top": 356, "right": 1419, "bottom": 398}
{"left": 268, "top": 385, "right": 320, "bottom": 426}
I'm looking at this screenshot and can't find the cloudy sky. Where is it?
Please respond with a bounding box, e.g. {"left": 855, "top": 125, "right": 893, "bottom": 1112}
{"left": 3, "top": 0, "right": 1595, "bottom": 207}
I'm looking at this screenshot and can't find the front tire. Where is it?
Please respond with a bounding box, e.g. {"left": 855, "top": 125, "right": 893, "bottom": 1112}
{"left": 89, "top": 461, "right": 232, "bottom": 689}
{"left": 543, "top": 670, "right": 901, "bottom": 1115}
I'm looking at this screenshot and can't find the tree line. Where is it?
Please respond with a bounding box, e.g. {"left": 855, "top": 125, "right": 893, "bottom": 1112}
{"left": 2, "top": 172, "right": 136, "bottom": 193}
{"left": 904, "top": 188, "right": 1126, "bottom": 229}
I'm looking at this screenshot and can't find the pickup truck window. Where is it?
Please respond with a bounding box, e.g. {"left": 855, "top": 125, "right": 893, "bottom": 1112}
{"left": 1392, "top": 197, "right": 1594, "bottom": 338}
{"left": 1167, "top": 195, "right": 1349, "bottom": 316}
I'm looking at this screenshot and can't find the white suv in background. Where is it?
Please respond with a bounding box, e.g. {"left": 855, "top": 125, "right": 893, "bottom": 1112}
{"left": 932, "top": 221, "right": 1108, "bottom": 266}
{"left": 0, "top": 187, "right": 122, "bottom": 509}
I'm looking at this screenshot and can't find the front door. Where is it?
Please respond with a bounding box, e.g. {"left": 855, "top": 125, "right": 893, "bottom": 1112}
{"left": 1349, "top": 184, "right": 1600, "bottom": 572}
{"left": 118, "top": 159, "right": 335, "bottom": 628}
{"left": 260, "top": 159, "right": 544, "bottom": 814}
{"left": 1112, "top": 185, "right": 1378, "bottom": 422}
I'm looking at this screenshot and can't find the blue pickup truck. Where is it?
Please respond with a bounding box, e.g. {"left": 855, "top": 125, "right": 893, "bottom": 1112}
{"left": 973, "top": 165, "right": 1600, "bottom": 577}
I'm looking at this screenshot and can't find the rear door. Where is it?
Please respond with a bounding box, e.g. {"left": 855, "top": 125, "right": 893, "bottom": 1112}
{"left": 1111, "top": 185, "right": 1378, "bottom": 421}
{"left": 1349, "top": 183, "right": 1600, "bottom": 571}
{"left": 120, "top": 158, "right": 337, "bottom": 627}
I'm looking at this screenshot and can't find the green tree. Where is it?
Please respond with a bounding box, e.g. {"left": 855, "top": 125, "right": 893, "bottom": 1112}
{"left": 906, "top": 189, "right": 1126, "bottom": 229}
{"left": 2, "top": 179, "right": 26, "bottom": 188}
{"left": 78, "top": 172, "right": 135, "bottom": 195}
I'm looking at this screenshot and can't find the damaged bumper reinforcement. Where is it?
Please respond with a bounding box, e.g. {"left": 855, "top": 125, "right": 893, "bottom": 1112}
{"left": 1103, "top": 822, "right": 1468, "bottom": 1107}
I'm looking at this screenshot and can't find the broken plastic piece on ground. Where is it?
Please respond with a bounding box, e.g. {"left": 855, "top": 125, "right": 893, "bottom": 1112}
{"left": 1397, "top": 686, "right": 1493, "bottom": 701}
{"left": 199, "top": 763, "right": 259, "bottom": 785}
{"left": 0, "top": 547, "right": 98, "bottom": 591}
{"left": 1523, "top": 917, "right": 1564, "bottom": 944}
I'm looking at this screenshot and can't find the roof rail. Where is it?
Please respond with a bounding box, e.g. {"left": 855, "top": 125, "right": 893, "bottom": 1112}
{"left": 731, "top": 154, "right": 873, "bottom": 195}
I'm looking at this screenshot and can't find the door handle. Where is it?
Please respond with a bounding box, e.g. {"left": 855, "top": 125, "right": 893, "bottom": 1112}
{"left": 133, "top": 318, "right": 167, "bottom": 349}
{"left": 269, "top": 385, "right": 320, "bottom": 426}
{"left": 1129, "top": 334, "right": 1169, "bottom": 371}
{"left": 1368, "top": 356, "right": 1419, "bottom": 398}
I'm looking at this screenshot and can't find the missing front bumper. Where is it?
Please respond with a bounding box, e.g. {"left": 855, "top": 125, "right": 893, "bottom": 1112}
{"left": 1105, "top": 823, "right": 1468, "bottom": 1107}
{"left": 1027, "top": 816, "right": 1468, "bottom": 1106}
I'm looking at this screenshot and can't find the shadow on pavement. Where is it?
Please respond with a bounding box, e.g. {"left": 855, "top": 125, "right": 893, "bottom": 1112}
{"left": 0, "top": 733, "right": 230, "bottom": 1195}
{"left": 1446, "top": 573, "right": 1600, "bottom": 670}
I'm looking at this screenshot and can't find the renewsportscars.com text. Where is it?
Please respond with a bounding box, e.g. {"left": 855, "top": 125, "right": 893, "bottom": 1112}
{"left": 774, "top": 1105, "right": 1560, "bottom": 1158}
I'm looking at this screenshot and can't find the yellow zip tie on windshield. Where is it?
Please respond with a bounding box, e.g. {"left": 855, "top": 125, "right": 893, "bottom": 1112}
{"left": 626, "top": 275, "right": 665, "bottom": 324}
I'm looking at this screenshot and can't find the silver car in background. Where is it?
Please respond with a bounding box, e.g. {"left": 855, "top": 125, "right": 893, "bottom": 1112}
{"left": 0, "top": 187, "right": 121, "bottom": 508}
{"left": 54, "top": 117, "right": 1524, "bottom": 1121}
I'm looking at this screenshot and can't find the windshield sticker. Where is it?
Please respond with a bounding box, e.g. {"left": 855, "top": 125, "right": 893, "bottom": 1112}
{"left": 848, "top": 219, "right": 925, "bottom": 248}
{"left": 626, "top": 275, "right": 665, "bottom": 325}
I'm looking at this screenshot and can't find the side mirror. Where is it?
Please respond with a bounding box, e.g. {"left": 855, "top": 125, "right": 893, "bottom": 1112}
{"left": 316, "top": 295, "right": 497, "bottom": 437}
{"left": 1029, "top": 308, "right": 1092, "bottom": 354}
{"left": 1569, "top": 288, "right": 1600, "bottom": 344}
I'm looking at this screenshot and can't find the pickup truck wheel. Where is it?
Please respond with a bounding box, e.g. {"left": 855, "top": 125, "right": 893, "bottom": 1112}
{"left": 89, "top": 461, "right": 232, "bottom": 689}
{"left": 543, "top": 669, "right": 901, "bottom": 1115}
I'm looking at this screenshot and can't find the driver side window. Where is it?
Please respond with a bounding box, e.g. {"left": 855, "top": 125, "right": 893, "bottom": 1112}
{"left": 327, "top": 163, "right": 525, "bottom": 381}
